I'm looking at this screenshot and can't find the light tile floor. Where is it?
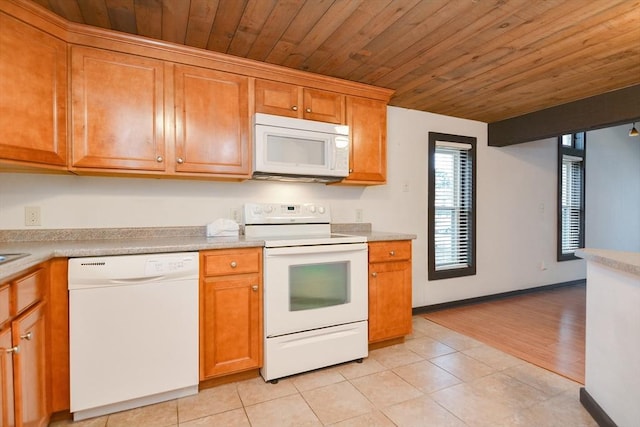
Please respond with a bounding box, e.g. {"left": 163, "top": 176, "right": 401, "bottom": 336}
{"left": 51, "top": 316, "right": 597, "bottom": 427}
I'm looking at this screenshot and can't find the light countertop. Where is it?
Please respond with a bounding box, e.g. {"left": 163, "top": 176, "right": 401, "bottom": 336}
{"left": 0, "top": 225, "right": 417, "bottom": 281}
{"left": 575, "top": 248, "right": 640, "bottom": 277}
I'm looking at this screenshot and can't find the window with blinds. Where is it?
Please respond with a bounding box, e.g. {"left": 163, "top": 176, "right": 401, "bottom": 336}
{"left": 557, "top": 133, "right": 585, "bottom": 261}
{"left": 428, "top": 133, "right": 476, "bottom": 280}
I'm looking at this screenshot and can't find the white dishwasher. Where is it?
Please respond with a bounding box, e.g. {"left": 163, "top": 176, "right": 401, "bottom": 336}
{"left": 68, "top": 252, "right": 199, "bottom": 421}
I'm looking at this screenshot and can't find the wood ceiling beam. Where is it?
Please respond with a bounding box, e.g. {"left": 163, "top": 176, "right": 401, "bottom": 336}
{"left": 488, "top": 85, "right": 640, "bottom": 147}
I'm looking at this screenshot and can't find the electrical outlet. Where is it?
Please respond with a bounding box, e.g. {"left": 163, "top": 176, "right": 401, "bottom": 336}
{"left": 230, "top": 208, "right": 241, "bottom": 223}
{"left": 355, "top": 209, "right": 363, "bottom": 223}
{"left": 25, "top": 206, "right": 41, "bottom": 226}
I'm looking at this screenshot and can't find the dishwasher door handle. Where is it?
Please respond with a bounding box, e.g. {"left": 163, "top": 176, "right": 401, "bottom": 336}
{"left": 109, "top": 275, "right": 166, "bottom": 284}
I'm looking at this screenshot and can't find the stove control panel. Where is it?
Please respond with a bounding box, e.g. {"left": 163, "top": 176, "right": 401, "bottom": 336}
{"left": 244, "top": 203, "right": 331, "bottom": 225}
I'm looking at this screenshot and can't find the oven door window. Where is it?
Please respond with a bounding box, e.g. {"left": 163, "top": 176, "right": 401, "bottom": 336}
{"left": 289, "top": 261, "right": 350, "bottom": 311}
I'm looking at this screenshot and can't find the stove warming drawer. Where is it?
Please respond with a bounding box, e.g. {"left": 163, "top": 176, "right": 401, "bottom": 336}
{"left": 261, "top": 321, "right": 368, "bottom": 382}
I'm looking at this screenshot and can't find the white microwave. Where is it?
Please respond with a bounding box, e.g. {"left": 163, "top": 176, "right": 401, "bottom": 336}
{"left": 252, "top": 113, "right": 350, "bottom": 183}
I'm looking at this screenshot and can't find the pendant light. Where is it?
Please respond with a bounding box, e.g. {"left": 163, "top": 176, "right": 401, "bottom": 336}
{"left": 630, "top": 122, "right": 639, "bottom": 137}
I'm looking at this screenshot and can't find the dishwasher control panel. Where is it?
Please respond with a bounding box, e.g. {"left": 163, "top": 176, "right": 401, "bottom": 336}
{"left": 68, "top": 252, "right": 199, "bottom": 288}
{"left": 144, "top": 255, "right": 196, "bottom": 276}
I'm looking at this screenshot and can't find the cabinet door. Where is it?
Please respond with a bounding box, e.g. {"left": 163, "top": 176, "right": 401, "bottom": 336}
{"left": 173, "top": 65, "right": 250, "bottom": 176}
{"left": 369, "top": 260, "right": 412, "bottom": 343}
{"left": 342, "top": 97, "right": 387, "bottom": 184}
{"left": 255, "top": 80, "right": 344, "bottom": 124}
{"left": 0, "top": 327, "right": 15, "bottom": 427}
{"left": 303, "top": 88, "right": 344, "bottom": 124}
{"left": 0, "top": 285, "right": 9, "bottom": 327}
{"left": 0, "top": 12, "right": 67, "bottom": 167}
{"left": 70, "top": 46, "right": 166, "bottom": 172}
{"left": 255, "top": 80, "right": 301, "bottom": 118}
{"left": 200, "top": 274, "right": 262, "bottom": 379}
{"left": 12, "top": 302, "right": 47, "bottom": 427}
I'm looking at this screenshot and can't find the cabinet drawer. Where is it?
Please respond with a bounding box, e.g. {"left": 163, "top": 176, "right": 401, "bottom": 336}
{"left": 368, "top": 241, "right": 411, "bottom": 263}
{"left": 0, "top": 284, "right": 9, "bottom": 326}
{"left": 202, "top": 248, "right": 261, "bottom": 277}
{"left": 13, "top": 268, "right": 45, "bottom": 315}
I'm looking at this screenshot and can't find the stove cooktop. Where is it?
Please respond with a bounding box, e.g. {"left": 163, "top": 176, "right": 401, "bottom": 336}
{"left": 260, "top": 232, "right": 367, "bottom": 248}
{"left": 243, "top": 203, "right": 367, "bottom": 247}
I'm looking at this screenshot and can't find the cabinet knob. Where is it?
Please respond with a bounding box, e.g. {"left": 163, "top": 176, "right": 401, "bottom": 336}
{"left": 371, "top": 272, "right": 377, "bottom": 278}
{"left": 230, "top": 261, "right": 237, "bottom": 268}
{"left": 176, "top": 157, "right": 184, "bottom": 164}
{"left": 156, "top": 155, "right": 163, "bottom": 163}
{"left": 389, "top": 250, "right": 396, "bottom": 256}
{"left": 291, "top": 106, "right": 298, "bottom": 111}
{"left": 252, "top": 285, "right": 259, "bottom": 292}
{"left": 349, "top": 169, "right": 353, "bottom": 173}
{"left": 20, "top": 331, "right": 32, "bottom": 341}
{"left": 305, "top": 108, "right": 312, "bottom": 113}
{"left": 5, "top": 346, "right": 19, "bottom": 354}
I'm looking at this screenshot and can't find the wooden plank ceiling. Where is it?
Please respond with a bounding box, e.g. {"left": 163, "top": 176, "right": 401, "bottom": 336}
{"left": 34, "top": 0, "right": 640, "bottom": 123}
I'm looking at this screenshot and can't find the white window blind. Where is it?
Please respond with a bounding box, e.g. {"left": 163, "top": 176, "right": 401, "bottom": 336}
{"left": 434, "top": 141, "right": 472, "bottom": 270}
{"left": 561, "top": 155, "right": 583, "bottom": 254}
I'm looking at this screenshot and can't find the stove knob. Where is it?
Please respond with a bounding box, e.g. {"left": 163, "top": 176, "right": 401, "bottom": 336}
{"left": 318, "top": 206, "right": 326, "bottom": 214}
{"left": 308, "top": 205, "right": 316, "bottom": 213}
{"left": 253, "top": 206, "right": 263, "bottom": 214}
{"left": 264, "top": 205, "right": 273, "bottom": 213}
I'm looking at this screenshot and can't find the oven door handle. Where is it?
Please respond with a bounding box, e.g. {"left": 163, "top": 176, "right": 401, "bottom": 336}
{"left": 265, "top": 243, "right": 367, "bottom": 256}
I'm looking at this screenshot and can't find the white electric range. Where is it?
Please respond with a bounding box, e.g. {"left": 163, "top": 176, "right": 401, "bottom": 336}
{"left": 244, "top": 202, "right": 368, "bottom": 382}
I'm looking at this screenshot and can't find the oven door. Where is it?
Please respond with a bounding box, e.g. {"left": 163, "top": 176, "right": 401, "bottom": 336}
{"left": 263, "top": 242, "right": 368, "bottom": 337}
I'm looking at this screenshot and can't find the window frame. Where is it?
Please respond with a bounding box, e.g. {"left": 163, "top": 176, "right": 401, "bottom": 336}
{"left": 557, "top": 132, "right": 586, "bottom": 261}
{"left": 428, "top": 132, "right": 477, "bottom": 280}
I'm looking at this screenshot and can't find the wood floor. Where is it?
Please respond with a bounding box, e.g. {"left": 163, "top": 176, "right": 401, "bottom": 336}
{"left": 423, "top": 284, "right": 586, "bottom": 384}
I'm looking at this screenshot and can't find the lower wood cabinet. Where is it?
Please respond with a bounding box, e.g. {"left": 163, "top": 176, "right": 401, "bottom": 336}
{"left": 368, "top": 241, "right": 413, "bottom": 344}
{"left": 0, "top": 265, "right": 48, "bottom": 427}
{"left": 12, "top": 303, "right": 47, "bottom": 427}
{"left": 200, "top": 248, "right": 263, "bottom": 380}
{"left": 0, "top": 326, "right": 15, "bottom": 427}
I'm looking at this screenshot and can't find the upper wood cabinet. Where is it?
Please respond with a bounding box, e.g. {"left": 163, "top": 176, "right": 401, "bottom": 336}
{"left": 173, "top": 65, "right": 251, "bottom": 177}
{"left": 0, "top": 11, "right": 67, "bottom": 169}
{"left": 1, "top": 1, "right": 393, "bottom": 183}
{"left": 69, "top": 47, "right": 252, "bottom": 179}
{"left": 304, "top": 88, "right": 345, "bottom": 124}
{"left": 255, "top": 80, "right": 345, "bottom": 124}
{"left": 342, "top": 97, "right": 387, "bottom": 185}
{"left": 70, "top": 46, "right": 167, "bottom": 173}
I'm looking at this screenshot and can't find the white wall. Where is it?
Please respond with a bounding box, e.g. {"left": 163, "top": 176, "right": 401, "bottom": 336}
{"left": 386, "top": 107, "right": 590, "bottom": 305}
{"left": 586, "top": 125, "right": 640, "bottom": 252}
{"left": 1, "top": 106, "right": 607, "bottom": 306}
